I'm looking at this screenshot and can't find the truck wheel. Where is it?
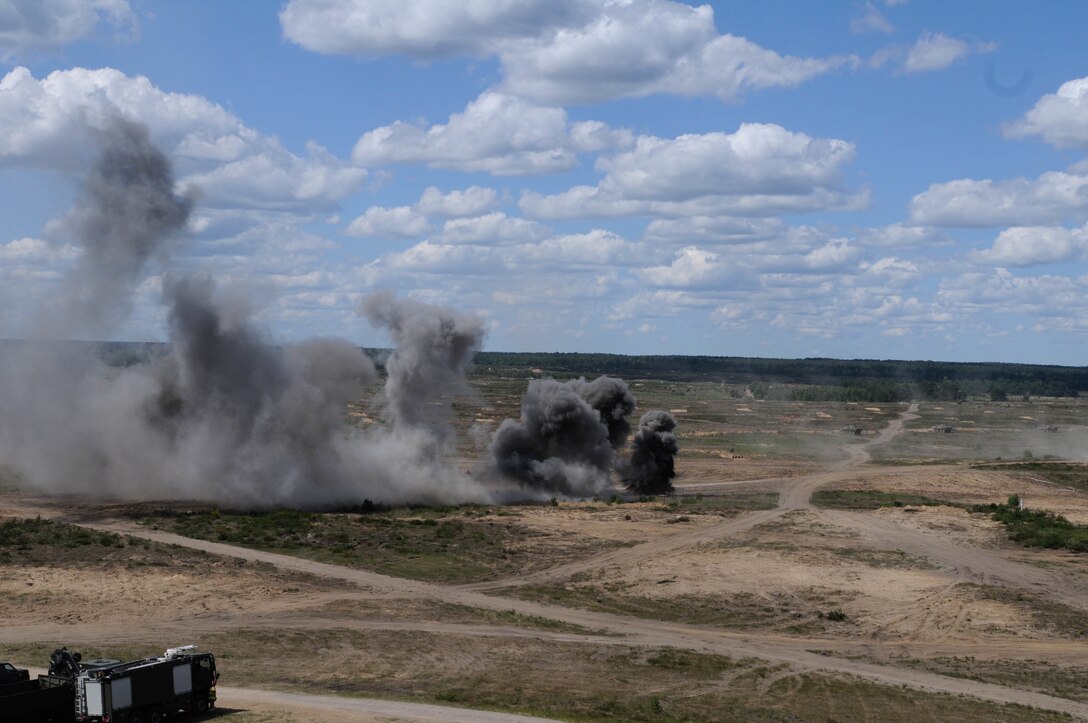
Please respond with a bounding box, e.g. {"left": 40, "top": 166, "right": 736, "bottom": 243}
{"left": 130, "top": 713, "right": 145, "bottom": 723}
{"left": 148, "top": 709, "right": 164, "bottom": 723}
{"left": 194, "top": 697, "right": 209, "bottom": 714}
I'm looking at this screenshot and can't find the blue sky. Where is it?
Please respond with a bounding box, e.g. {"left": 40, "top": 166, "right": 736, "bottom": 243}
{"left": 0, "top": 1, "right": 1087, "bottom": 365}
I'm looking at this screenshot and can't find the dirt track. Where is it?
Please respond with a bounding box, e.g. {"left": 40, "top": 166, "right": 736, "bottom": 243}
{"left": 4, "top": 402, "right": 1088, "bottom": 719}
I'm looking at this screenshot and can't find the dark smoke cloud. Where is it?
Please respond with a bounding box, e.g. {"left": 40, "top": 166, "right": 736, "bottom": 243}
{"left": 0, "top": 117, "right": 494, "bottom": 508}
{"left": 359, "top": 290, "right": 484, "bottom": 444}
{"left": 488, "top": 376, "right": 635, "bottom": 497}
{"left": 56, "top": 118, "right": 195, "bottom": 334}
{"left": 620, "top": 411, "right": 679, "bottom": 495}
{"left": 567, "top": 376, "right": 636, "bottom": 449}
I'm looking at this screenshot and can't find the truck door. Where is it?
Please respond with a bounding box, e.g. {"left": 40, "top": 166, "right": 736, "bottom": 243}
{"left": 172, "top": 663, "right": 192, "bottom": 695}
{"left": 83, "top": 679, "right": 105, "bottom": 717}
{"left": 111, "top": 677, "right": 133, "bottom": 711}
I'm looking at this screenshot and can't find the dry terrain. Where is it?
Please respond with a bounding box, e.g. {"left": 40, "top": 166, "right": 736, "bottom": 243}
{"left": 2, "top": 376, "right": 1087, "bottom": 721}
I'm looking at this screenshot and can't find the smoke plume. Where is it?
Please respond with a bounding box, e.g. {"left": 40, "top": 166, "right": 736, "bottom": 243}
{"left": 0, "top": 117, "right": 494, "bottom": 508}
{"left": 359, "top": 290, "right": 484, "bottom": 444}
{"left": 567, "top": 376, "right": 636, "bottom": 449}
{"left": 488, "top": 376, "right": 635, "bottom": 497}
{"left": 620, "top": 411, "right": 679, "bottom": 495}
{"left": 56, "top": 118, "right": 194, "bottom": 334}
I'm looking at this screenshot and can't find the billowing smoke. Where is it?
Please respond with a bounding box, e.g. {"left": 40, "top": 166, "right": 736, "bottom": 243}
{"left": 359, "top": 290, "right": 484, "bottom": 444}
{"left": 489, "top": 376, "right": 635, "bottom": 497}
{"left": 0, "top": 117, "right": 493, "bottom": 508}
{"left": 130, "top": 274, "right": 377, "bottom": 503}
{"left": 620, "top": 411, "right": 679, "bottom": 495}
{"left": 567, "top": 376, "right": 636, "bottom": 448}
{"left": 55, "top": 118, "right": 195, "bottom": 335}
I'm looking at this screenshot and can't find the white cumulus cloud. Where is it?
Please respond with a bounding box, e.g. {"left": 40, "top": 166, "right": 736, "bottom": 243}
{"left": 1005, "top": 76, "right": 1088, "bottom": 149}
{"left": 972, "top": 224, "right": 1088, "bottom": 267}
{"left": 346, "top": 206, "right": 430, "bottom": 238}
{"left": 909, "top": 170, "right": 1088, "bottom": 227}
{"left": 282, "top": 0, "right": 851, "bottom": 104}
{"left": 498, "top": 1, "right": 852, "bottom": 104}
{"left": 279, "top": 0, "right": 584, "bottom": 59}
{"left": 870, "top": 32, "right": 995, "bottom": 74}
{"left": 0, "top": 66, "right": 366, "bottom": 212}
{"left": 521, "top": 123, "right": 859, "bottom": 219}
{"left": 0, "top": 0, "right": 135, "bottom": 59}
{"left": 439, "top": 213, "right": 548, "bottom": 245}
{"left": 415, "top": 186, "right": 500, "bottom": 217}
{"left": 352, "top": 91, "right": 631, "bottom": 175}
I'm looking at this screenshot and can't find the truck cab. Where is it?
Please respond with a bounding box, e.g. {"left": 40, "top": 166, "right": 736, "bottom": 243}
{"left": 0, "top": 663, "right": 29, "bottom": 685}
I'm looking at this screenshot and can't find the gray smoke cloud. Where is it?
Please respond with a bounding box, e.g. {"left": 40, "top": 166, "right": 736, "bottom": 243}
{"left": 359, "top": 290, "right": 485, "bottom": 444}
{"left": 0, "top": 117, "right": 494, "bottom": 508}
{"left": 620, "top": 411, "right": 678, "bottom": 495}
{"left": 488, "top": 376, "right": 635, "bottom": 497}
{"left": 55, "top": 117, "right": 195, "bottom": 335}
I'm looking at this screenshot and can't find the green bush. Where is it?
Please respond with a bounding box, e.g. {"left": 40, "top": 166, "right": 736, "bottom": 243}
{"left": 971, "top": 502, "right": 1088, "bottom": 552}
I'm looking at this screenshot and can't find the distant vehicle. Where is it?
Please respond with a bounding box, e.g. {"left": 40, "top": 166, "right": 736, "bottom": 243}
{"left": 0, "top": 645, "right": 218, "bottom": 723}
{"left": 0, "top": 662, "right": 29, "bottom": 685}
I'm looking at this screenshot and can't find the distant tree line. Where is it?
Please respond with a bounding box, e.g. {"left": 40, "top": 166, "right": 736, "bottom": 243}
{"left": 474, "top": 352, "right": 1087, "bottom": 399}
{"left": 17, "top": 343, "right": 1081, "bottom": 402}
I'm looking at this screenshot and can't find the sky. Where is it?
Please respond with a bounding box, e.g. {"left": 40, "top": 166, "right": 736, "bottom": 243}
{"left": 0, "top": 1, "right": 1087, "bottom": 365}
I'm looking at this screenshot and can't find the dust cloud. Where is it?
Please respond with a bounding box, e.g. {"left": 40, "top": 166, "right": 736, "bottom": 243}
{"left": 0, "top": 117, "right": 491, "bottom": 508}
{"left": 0, "top": 116, "right": 674, "bottom": 508}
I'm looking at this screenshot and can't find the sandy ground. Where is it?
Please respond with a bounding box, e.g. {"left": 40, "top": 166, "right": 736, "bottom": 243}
{"left": 3, "top": 400, "right": 1088, "bottom": 720}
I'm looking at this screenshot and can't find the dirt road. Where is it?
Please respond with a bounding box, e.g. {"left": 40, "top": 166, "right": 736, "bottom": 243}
{"left": 15, "top": 666, "right": 561, "bottom": 723}
{"left": 219, "top": 687, "right": 561, "bottom": 723}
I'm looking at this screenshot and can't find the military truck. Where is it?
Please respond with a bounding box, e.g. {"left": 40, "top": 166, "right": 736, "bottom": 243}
{"left": 0, "top": 645, "right": 218, "bottom": 723}
{"left": 73, "top": 645, "right": 218, "bottom": 723}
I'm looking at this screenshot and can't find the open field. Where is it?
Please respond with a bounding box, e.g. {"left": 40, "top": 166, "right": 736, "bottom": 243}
{"left": 2, "top": 375, "right": 1088, "bottom": 721}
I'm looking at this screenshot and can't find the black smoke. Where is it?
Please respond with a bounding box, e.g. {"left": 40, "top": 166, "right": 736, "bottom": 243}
{"left": 620, "top": 411, "right": 679, "bottom": 495}
{"left": 567, "top": 375, "right": 636, "bottom": 449}
{"left": 489, "top": 376, "right": 635, "bottom": 497}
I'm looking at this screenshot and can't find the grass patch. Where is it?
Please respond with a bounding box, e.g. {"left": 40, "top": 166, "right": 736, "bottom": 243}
{"left": 886, "top": 655, "right": 1088, "bottom": 704}
{"left": 970, "top": 497, "right": 1088, "bottom": 552}
{"left": 973, "top": 461, "right": 1088, "bottom": 494}
{"left": 507, "top": 584, "right": 844, "bottom": 635}
{"left": 811, "top": 489, "right": 953, "bottom": 510}
{"left": 0, "top": 516, "right": 167, "bottom": 566}
{"left": 442, "top": 605, "right": 608, "bottom": 635}
{"left": 139, "top": 506, "right": 619, "bottom": 584}
{"left": 965, "top": 584, "right": 1088, "bottom": 637}
{"left": 0, "top": 516, "right": 126, "bottom": 549}
{"left": 663, "top": 492, "right": 778, "bottom": 514}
